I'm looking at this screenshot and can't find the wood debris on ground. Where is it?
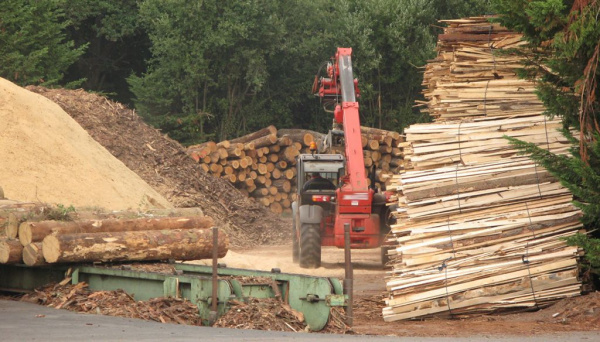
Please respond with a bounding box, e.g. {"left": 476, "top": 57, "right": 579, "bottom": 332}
{"left": 384, "top": 16, "right": 583, "bottom": 322}
{"left": 21, "top": 282, "right": 202, "bottom": 325}
{"left": 213, "top": 298, "right": 307, "bottom": 332}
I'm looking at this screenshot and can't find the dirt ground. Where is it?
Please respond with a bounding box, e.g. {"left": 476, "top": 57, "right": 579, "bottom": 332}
{"left": 196, "top": 244, "right": 600, "bottom": 337}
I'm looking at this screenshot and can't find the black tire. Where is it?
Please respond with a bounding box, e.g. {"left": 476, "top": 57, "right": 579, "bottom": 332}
{"left": 299, "top": 223, "right": 321, "bottom": 268}
{"left": 292, "top": 216, "right": 299, "bottom": 263}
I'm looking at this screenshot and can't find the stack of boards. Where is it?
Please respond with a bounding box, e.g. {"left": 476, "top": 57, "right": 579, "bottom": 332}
{"left": 188, "top": 126, "right": 402, "bottom": 214}
{"left": 383, "top": 17, "right": 583, "bottom": 321}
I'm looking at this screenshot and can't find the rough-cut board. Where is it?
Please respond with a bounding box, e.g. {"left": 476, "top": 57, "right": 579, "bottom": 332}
{"left": 383, "top": 16, "right": 583, "bottom": 321}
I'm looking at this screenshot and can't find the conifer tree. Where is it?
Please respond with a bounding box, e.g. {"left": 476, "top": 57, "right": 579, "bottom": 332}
{"left": 493, "top": 0, "right": 600, "bottom": 273}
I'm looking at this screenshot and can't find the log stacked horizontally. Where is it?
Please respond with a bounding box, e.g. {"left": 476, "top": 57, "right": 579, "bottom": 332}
{"left": 383, "top": 17, "right": 583, "bottom": 322}
{"left": 0, "top": 214, "right": 228, "bottom": 266}
{"left": 187, "top": 126, "right": 403, "bottom": 214}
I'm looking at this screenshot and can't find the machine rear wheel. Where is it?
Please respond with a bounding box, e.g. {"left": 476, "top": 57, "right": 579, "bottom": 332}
{"left": 292, "top": 217, "right": 299, "bottom": 263}
{"left": 299, "top": 223, "right": 321, "bottom": 268}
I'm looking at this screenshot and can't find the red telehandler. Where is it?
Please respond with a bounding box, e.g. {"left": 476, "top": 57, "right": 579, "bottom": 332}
{"left": 291, "top": 48, "right": 396, "bottom": 268}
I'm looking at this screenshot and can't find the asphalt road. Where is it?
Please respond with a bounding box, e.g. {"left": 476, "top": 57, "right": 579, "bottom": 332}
{"left": 1, "top": 300, "right": 598, "bottom": 342}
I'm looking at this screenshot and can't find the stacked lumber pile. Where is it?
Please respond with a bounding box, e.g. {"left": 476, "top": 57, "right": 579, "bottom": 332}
{"left": 383, "top": 17, "right": 583, "bottom": 321}
{"left": 188, "top": 126, "right": 403, "bottom": 214}
{"left": 1, "top": 215, "right": 227, "bottom": 266}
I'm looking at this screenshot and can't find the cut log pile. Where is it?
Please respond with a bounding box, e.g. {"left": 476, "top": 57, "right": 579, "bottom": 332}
{"left": 187, "top": 126, "right": 403, "bottom": 214}
{"left": 383, "top": 17, "right": 583, "bottom": 322}
{"left": 1, "top": 214, "right": 227, "bottom": 266}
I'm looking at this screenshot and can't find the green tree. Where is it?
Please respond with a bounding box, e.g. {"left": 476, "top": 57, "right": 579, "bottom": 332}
{"left": 320, "top": 0, "right": 493, "bottom": 134}
{"left": 129, "top": 0, "right": 288, "bottom": 144}
{"left": 493, "top": 0, "right": 600, "bottom": 273}
{"left": 59, "top": 0, "right": 149, "bottom": 104}
{"left": 0, "top": 0, "right": 84, "bottom": 86}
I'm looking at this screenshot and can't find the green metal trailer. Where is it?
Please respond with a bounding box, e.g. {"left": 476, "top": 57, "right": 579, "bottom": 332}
{"left": 0, "top": 263, "right": 346, "bottom": 331}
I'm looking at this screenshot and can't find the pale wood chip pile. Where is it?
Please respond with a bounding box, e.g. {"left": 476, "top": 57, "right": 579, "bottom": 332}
{"left": 384, "top": 16, "right": 583, "bottom": 322}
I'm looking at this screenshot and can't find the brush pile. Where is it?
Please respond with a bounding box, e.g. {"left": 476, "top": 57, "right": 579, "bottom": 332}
{"left": 383, "top": 17, "right": 583, "bottom": 322}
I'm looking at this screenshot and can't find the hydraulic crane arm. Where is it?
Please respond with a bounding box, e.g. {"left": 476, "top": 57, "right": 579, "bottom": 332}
{"left": 316, "top": 48, "right": 368, "bottom": 192}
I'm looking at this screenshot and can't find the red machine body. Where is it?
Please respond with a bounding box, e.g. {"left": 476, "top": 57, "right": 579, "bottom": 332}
{"left": 293, "top": 47, "right": 393, "bottom": 268}
{"left": 317, "top": 48, "right": 382, "bottom": 249}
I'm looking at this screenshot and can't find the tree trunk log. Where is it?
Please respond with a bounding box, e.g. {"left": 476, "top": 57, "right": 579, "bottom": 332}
{"left": 244, "top": 134, "right": 278, "bottom": 150}
{"left": 19, "top": 216, "right": 214, "bottom": 246}
{"left": 23, "top": 242, "right": 46, "bottom": 266}
{"left": 0, "top": 238, "right": 23, "bottom": 264}
{"left": 42, "top": 228, "right": 228, "bottom": 264}
{"left": 230, "top": 125, "right": 277, "bottom": 144}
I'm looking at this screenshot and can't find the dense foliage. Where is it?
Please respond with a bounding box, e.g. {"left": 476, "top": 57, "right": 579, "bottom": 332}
{"left": 128, "top": 0, "right": 491, "bottom": 144}
{"left": 0, "top": 0, "right": 489, "bottom": 144}
{"left": 0, "top": 0, "right": 84, "bottom": 86}
{"left": 493, "top": 0, "right": 600, "bottom": 274}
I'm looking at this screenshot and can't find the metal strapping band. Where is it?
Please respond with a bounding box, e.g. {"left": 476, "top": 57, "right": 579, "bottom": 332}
{"left": 487, "top": 25, "right": 497, "bottom": 72}
{"left": 543, "top": 115, "right": 551, "bottom": 152}
{"left": 522, "top": 242, "right": 541, "bottom": 310}
{"left": 438, "top": 259, "right": 454, "bottom": 317}
{"left": 446, "top": 216, "right": 457, "bottom": 259}
{"left": 455, "top": 123, "right": 463, "bottom": 214}
{"left": 455, "top": 164, "right": 463, "bottom": 214}
{"left": 523, "top": 203, "right": 540, "bottom": 309}
{"left": 483, "top": 80, "right": 491, "bottom": 116}
{"left": 531, "top": 161, "right": 544, "bottom": 199}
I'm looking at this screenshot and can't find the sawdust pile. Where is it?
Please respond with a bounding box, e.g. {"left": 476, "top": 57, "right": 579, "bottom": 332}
{"left": 22, "top": 282, "right": 201, "bottom": 325}
{"left": 0, "top": 78, "right": 171, "bottom": 210}
{"left": 26, "top": 85, "right": 288, "bottom": 247}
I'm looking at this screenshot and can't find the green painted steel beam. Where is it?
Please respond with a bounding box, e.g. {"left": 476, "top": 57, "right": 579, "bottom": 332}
{"left": 0, "top": 263, "right": 345, "bottom": 331}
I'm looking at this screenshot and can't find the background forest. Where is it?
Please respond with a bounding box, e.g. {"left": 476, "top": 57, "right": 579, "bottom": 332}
{"left": 2, "top": 0, "right": 599, "bottom": 271}
{"left": 0, "top": 0, "right": 492, "bottom": 144}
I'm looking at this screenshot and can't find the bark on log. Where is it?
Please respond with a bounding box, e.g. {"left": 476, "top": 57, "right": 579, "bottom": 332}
{"left": 0, "top": 238, "right": 23, "bottom": 264}
{"left": 244, "top": 134, "right": 278, "bottom": 150}
{"left": 23, "top": 242, "right": 46, "bottom": 266}
{"left": 361, "top": 126, "right": 401, "bottom": 140}
{"left": 18, "top": 216, "right": 214, "bottom": 246}
{"left": 5, "top": 212, "right": 27, "bottom": 239}
{"left": 273, "top": 179, "right": 292, "bottom": 193}
{"left": 230, "top": 125, "right": 277, "bottom": 144}
{"left": 42, "top": 228, "right": 228, "bottom": 264}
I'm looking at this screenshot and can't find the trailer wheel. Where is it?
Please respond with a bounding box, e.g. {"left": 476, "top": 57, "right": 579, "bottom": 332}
{"left": 292, "top": 217, "right": 299, "bottom": 263}
{"left": 299, "top": 223, "right": 321, "bottom": 268}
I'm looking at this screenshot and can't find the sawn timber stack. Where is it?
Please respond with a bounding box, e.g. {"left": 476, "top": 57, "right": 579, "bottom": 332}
{"left": 383, "top": 17, "right": 583, "bottom": 322}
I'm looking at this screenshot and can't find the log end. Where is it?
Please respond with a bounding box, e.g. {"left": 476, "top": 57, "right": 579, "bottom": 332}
{"left": 42, "top": 235, "right": 60, "bottom": 263}
{"left": 0, "top": 238, "right": 23, "bottom": 264}
{"left": 18, "top": 222, "right": 32, "bottom": 247}
{"left": 23, "top": 243, "right": 45, "bottom": 266}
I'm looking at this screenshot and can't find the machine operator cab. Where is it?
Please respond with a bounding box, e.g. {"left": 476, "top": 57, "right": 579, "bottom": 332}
{"left": 296, "top": 154, "right": 345, "bottom": 209}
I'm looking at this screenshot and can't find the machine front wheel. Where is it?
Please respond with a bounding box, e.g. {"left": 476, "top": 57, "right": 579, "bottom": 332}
{"left": 299, "top": 223, "right": 321, "bottom": 268}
